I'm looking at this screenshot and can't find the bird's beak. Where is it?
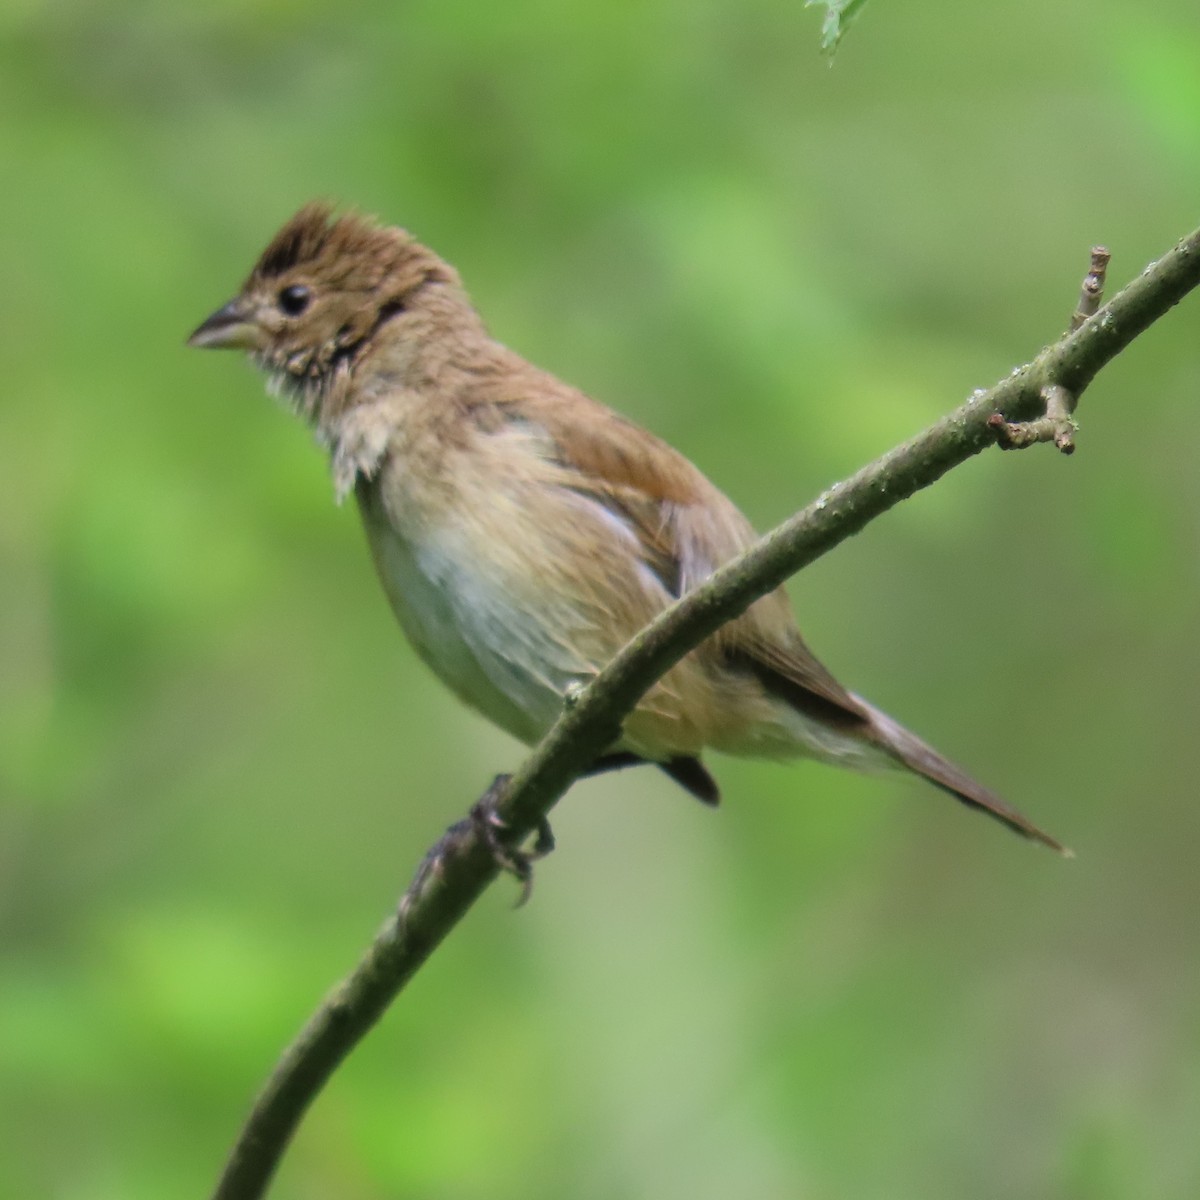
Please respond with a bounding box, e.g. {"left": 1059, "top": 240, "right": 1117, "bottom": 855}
{"left": 186, "top": 297, "right": 262, "bottom": 350}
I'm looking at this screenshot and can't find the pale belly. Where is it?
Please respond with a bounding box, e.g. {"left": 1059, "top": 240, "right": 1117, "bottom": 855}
{"left": 357, "top": 488, "right": 591, "bottom": 747}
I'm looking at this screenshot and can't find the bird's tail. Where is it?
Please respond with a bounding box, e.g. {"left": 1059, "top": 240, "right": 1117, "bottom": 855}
{"left": 853, "top": 694, "right": 1071, "bottom": 856}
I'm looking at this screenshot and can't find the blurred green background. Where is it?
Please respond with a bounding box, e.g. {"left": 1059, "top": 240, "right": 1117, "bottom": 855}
{"left": 3, "top": 2, "right": 1199, "bottom": 1197}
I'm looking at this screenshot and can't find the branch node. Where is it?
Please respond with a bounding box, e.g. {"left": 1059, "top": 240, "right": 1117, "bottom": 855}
{"left": 1070, "top": 245, "right": 1112, "bottom": 332}
{"left": 988, "top": 384, "right": 1077, "bottom": 455}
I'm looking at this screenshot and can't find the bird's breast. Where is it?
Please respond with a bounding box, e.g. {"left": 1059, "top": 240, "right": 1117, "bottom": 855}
{"left": 355, "top": 473, "right": 592, "bottom": 747}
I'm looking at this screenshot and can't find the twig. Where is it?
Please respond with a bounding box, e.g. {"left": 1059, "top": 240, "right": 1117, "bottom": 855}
{"left": 988, "top": 384, "right": 1078, "bottom": 454}
{"left": 210, "top": 225, "right": 1200, "bottom": 1200}
{"left": 1071, "top": 245, "right": 1112, "bottom": 331}
{"left": 988, "top": 245, "right": 1113, "bottom": 455}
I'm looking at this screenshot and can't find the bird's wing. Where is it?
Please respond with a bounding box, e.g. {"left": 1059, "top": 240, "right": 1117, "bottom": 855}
{"left": 511, "top": 389, "right": 1067, "bottom": 851}
{"left": 512, "top": 386, "right": 868, "bottom": 722}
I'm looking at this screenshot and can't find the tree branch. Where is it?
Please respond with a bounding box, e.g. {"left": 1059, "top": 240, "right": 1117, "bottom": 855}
{"left": 210, "top": 225, "right": 1200, "bottom": 1200}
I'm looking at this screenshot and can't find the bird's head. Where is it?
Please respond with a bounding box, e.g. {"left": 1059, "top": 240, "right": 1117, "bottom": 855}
{"left": 187, "top": 203, "right": 459, "bottom": 420}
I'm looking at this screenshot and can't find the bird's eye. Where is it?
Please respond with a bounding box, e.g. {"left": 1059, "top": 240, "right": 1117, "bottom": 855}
{"left": 278, "top": 284, "right": 311, "bottom": 316}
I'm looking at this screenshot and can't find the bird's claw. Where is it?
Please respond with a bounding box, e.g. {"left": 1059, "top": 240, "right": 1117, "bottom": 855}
{"left": 402, "top": 777, "right": 555, "bottom": 913}
{"left": 470, "top": 775, "right": 555, "bottom": 906}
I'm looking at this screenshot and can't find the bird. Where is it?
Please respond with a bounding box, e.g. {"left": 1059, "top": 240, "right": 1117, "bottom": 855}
{"left": 188, "top": 202, "right": 1065, "bottom": 856}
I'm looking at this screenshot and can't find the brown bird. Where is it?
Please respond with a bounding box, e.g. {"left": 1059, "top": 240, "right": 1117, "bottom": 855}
{"left": 189, "top": 203, "right": 1065, "bottom": 854}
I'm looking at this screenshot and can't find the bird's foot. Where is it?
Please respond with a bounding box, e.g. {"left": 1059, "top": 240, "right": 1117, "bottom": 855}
{"left": 401, "top": 775, "right": 554, "bottom": 915}
{"left": 469, "top": 774, "right": 555, "bottom": 906}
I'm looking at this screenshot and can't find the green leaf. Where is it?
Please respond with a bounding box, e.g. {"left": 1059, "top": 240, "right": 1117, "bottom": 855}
{"left": 806, "top": 0, "right": 870, "bottom": 54}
